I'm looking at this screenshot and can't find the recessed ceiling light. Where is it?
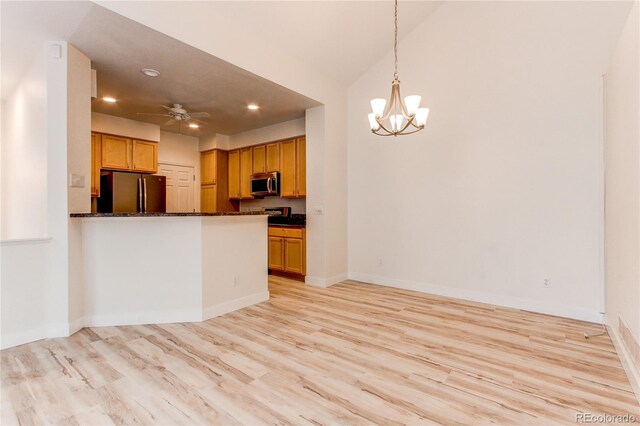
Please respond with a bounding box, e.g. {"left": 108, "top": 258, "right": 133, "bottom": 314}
{"left": 141, "top": 68, "right": 160, "bottom": 77}
{"left": 188, "top": 123, "right": 199, "bottom": 129}
{"left": 102, "top": 97, "right": 117, "bottom": 103}
{"left": 247, "top": 104, "right": 259, "bottom": 111}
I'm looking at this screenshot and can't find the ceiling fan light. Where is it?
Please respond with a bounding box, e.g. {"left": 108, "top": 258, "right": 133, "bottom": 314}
{"left": 370, "top": 98, "right": 386, "bottom": 118}
{"left": 404, "top": 95, "right": 421, "bottom": 116}
{"left": 141, "top": 68, "right": 160, "bottom": 77}
{"left": 189, "top": 123, "right": 199, "bottom": 129}
{"left": 416, "top": 108, "right": 430, "bottom": 126}
{"left": 368, "top": 113, "right": 380, "bottom": 131}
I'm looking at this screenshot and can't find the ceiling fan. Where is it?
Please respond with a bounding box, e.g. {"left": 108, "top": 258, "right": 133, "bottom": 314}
{"left": 137, "top": 104, "right": 210, "bottom": 129}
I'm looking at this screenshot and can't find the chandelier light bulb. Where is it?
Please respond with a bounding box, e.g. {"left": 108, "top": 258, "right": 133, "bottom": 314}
{"left": 370, "top": 98, "right": 387, "bottom": 118}
{"left": 404, "top": 95, "right": 421, "bottom": 116}
{"left": 416, "top": 108, "right": 430, "bottom": 126}
{"left": 368, "top": 113, "right": 381, "bottom": 131}
{"left": 390, "top": 114, "right": 404, "bottom": 132}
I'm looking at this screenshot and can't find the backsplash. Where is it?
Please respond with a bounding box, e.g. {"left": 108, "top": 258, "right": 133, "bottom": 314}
{"left": 240, "top": 197, "right": 306, "bottom": 213}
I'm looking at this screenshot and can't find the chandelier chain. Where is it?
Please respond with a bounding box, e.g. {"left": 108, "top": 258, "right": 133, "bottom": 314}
{"left": 394, "top": 0, "right": 398, "bottom": 79}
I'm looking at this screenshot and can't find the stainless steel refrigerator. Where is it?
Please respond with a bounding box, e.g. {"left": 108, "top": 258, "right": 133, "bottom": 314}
{"left": 98, "top": 171, "right": 166, "bottom": 213}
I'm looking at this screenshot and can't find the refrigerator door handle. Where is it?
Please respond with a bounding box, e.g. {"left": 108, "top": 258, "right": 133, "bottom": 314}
{"left": 143, "top": 178, "right": 148, "bottom": 213}
{"left": 138, "top": 178, "right": 143, "bottom": 212}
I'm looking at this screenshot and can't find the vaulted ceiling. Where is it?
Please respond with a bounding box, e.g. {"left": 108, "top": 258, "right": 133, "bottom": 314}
{"left": 1, "top": 1, "right": 443, "bottom": 136}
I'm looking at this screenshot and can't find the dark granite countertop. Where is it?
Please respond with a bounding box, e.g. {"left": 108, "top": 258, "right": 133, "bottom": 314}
{"left": 71, "top": 212, "right": 268, "bottom": 218}
{"left": 268, "top": 223, "right": 306, "bottom": 229}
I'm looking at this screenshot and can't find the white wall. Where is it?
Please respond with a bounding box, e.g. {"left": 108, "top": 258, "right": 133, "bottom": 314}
{"left": 348, "top": 1, "right": 633, "bottom": 322}
{"left": 1, "top": 46, "right": 48, "bottom": 239}
{"left": 605, "top": 1, "right": 640, "bottom": 375}
{"left": 228, "top": 117, "right": 305, "bottom": 149}
{"left": 91, "top": 112, "right": 160, "bottom": 141}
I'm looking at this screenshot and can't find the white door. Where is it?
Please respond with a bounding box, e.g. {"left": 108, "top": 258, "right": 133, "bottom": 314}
{"left": 158, "top": 163, "right": 195, "bottom": 213}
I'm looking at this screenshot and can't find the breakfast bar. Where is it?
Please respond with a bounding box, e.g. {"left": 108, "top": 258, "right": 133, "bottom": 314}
{"left": 70, "top": 212, "right": 269, "bottom": 327}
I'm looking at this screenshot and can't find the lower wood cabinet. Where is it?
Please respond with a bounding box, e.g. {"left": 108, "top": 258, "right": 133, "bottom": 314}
{"left": 268, "top": 227, "right": 305, "bottom": 276}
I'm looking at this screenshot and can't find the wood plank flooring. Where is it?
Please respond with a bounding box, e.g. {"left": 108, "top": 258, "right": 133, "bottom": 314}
{"left": 2, "top": 276, "right": 639, "bottom": 425}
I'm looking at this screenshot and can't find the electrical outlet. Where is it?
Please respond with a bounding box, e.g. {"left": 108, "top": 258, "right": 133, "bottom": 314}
{"left": 543, "top": 278, "right": 550, "bottom": 288}
{"left": 233, "top": 276, "right": 238, "bottom": 287}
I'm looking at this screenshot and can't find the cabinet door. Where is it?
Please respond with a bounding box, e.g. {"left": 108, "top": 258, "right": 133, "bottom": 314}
{"left": 296, "top": 137, "right": 306, "bottom": 197}
{"left": 240, "top": 148, "right": 253, "bottom": 198}
{"left": 266, "top": 143, "right": 280, "bottom": 172}
{"left": 101, "top": 135, "right": 131, "bottom": 170}
{"left": 284, "top": 238, "right": 305, "bottom": 274}
{"left": 91, "top": 133, "right": 102, "bottom": 197}
{"left": 201, "top": 151, "right": 216, "bottom": 185}
{"left": 201, "top": 184, "right": 216, "bottom": 213}
{"left": 280, "top": 139, "right": 296, "bottom": 197}
{"left": 132, "top": 140, "right": 157, "bottom": 173}
{"left": 268, "top": 237, "right": 285, "bottom": 271}
{"left": 228, "top": 150, "right": 241, "bottom": 199}
{"left": 252, "top": 145, "right": 266, "bottom": 174}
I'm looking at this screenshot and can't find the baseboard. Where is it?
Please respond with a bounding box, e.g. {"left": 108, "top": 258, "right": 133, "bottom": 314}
{"left": 202, "top": 291, "right": 270, "bottom": 321}
{"left": 305, "top": 272, "right": 348, "bottom": 288}
{"left": 83, "top": 310, "right": 203, "bottom": 328}
{"left": 348, "top": 272, "right": 603, "bottom": 323}
{"left": 607, "top": 321, "right": 640, "bottom": 406}
{"left": 1, "top": 327, "right": 48, "bottom": 350}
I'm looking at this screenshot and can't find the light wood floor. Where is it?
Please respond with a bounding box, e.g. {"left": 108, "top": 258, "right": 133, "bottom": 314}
{"left": 2, "top": 276, "right": 639, "bottom": 425}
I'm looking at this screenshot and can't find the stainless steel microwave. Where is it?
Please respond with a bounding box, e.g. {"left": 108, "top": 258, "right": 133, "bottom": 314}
{"left": 251, "top": 172, "right": 280, "bottom": 197}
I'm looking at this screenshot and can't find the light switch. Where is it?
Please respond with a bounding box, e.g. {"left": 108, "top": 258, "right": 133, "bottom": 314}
{"left": 70, "top": 174, "right": 85, "bottom": 188}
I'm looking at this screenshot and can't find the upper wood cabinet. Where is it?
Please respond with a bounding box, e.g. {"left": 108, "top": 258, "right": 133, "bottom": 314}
{"left": 200, "top": 150, "right": 237, "bottom": 212}
{"left": 201, "top": 150, "right": 217, "bottom": 185}
{"left": 228, "top": 148, "right": 253, "bottom": 200}
{"left": 280, "top": 137, "right": 306, "bottom": 198}
{"left": 266, "top": 143, "right": 280, "bottom": 172}
{"left": 100, "top": 133, "right": 158, "bottom": 173}
{"left": 91, "top": 133, "right": 102, "bottom": 197}
{"left": 132, "top": 140, "right": 157, "bottom": 173}
{"left": 101, "top": 134, "right": 130, "bottom": 171}
{"left": 240, "top": 148, "right": 253, "bottom": 198}
{"left": 228, "top": 150, "right": 240, "bottom": 199}
{"left": 252, "top": 145, "right": 266, "bottom": 174}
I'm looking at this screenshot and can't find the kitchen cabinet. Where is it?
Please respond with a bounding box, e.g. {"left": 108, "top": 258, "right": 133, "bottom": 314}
{"left": 91, "top": 132, "right": 101, "bottom": 197}
{"left": 266, "top": 143, "right": 280, "bottom": 172}
{"left": 100, "top": 133, "right": 158, "bottom": 173}
{"left": 201, "top": 150, "right": 217, "bottom": 185}
{"left": 252, "top": 145, "right": 266, "bottom": 174}
{"left": 201, "top": 149, "right": 237, "bottom": 212}
{"left": 229, "top": 148, "right": 253, "bottom": 199}
{"left": 280, "top": 137, "right": 306, "bottom": 197}
{"left": 240, "top": 148, "right": 253, "bottom": 198}
{"left": 268, "top": 236, "right": 285, "bottom": 270}
{"left": 268, "top": 226, "right": 305, "bottom": 276}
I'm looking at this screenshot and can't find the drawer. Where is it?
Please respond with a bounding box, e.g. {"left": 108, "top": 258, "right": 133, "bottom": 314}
{"left": 268, "top": 227, "right": 304, "bottom": 239}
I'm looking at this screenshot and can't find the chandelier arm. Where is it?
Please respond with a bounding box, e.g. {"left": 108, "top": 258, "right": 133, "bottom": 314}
{"left": 394, "top": 80, "right": 411, "bottom": 119}
{"left": 374, "top": 121, "right": 395, "bottom": 135}
{"left": 396, "top": 115, "right": 416, "bottom": 134}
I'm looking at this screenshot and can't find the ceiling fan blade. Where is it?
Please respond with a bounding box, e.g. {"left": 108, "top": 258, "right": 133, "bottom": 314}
{"left": 137, "top": 113, "right": 172, "bottom": 117}
{"left": 164, "top": 118, "right": 177, "bottom": 126}
{"left": 188, "top": 112, "right": 210, "bottom": 118}
{"left": 160, "top": 105, "right": 173, "bottom": 111}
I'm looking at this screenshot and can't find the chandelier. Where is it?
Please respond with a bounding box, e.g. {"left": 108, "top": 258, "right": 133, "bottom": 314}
{"left": 368, "top": 0, "right": 429, "bottom": 136}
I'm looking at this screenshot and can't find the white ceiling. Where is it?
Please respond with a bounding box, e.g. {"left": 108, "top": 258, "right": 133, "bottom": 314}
{"left": 192, "top": 1, "right": 444, "bottom": 86}
{"left": 1, "top": 1, "right": 443, "bottom": 136}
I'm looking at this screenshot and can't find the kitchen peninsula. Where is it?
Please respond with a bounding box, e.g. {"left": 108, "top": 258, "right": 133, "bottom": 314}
{"left": 70, "top": 212, "right": 268, "bottom": 328}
